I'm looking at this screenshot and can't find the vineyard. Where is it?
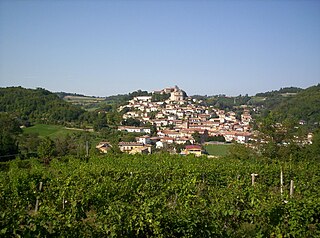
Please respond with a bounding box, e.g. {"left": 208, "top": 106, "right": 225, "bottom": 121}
{"left": 1, "top": 155, "right": 319, "bottom": 237}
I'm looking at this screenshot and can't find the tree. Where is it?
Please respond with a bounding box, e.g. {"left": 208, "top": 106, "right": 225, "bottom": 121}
{"left": 54, "top": 134, "right": 73, "bottom": 156}
{"left": 152, "top": 93, "right": 170, "bottom": 102}
{"left": 150, "top": 123, "right": 158, "bottom": 136}
{"left": 309, "top": 129, "right": 320, "bottom": 160}
{"left": 37, "top": 137, "right": 55, "bottom": 164}
{"left": 122, "top": 118, "right": 141, "bottom": 127}
{"left": 99, "top": 103, "right": 113, "bottom": 112}
{"left": 93, "top": 113, "right": 108, "bottom": 131}
{"left": 106, "top": 111, "right": 122, "bottom": 128}
{"left": 18, "top": 132, "right": 41, "bottom": 158}
{"left": 255, "top": 112, "right": 307, "bottom": 160}
{"left": 0, "top": 113, "right": 22, "bottom": 161}
{"left": 0, "top": 87, "right": 85, "bottom": 125}
{"left": 207, "top": 135, "right": 226, "bottom": 142}
{"left": 192, "top": 131, "right": 201, "bottom": 144}
{"left": 228, "top": 143, "right": 256, "bottom": 160}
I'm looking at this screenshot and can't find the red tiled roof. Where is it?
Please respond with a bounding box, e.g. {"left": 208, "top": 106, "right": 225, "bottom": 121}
{"left": 185, "top": 145, "right": 202, "bottom": 150}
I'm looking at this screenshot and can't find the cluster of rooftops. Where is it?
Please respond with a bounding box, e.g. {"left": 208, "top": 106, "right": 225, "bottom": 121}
{"left": 97, "top": 86, "right": 253, "bottom": 155}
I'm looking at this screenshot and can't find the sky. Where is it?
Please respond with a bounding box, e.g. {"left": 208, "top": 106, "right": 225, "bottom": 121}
{"left": 0, "top": 0, "right": 319, "bottom": 97}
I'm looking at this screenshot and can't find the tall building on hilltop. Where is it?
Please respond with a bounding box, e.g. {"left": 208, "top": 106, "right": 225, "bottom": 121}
{"left": 153, "top": 85, "right": 187, "bottom": 102}
{"left": 170, "top": 85, "right": 185, "bottom": 102}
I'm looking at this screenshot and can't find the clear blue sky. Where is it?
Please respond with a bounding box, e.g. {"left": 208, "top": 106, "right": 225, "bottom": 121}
{"left": 0, "top": 0, "right": 319, "bottom": 96}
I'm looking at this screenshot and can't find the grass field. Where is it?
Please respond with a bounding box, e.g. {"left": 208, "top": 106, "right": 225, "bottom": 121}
{"left": 204, "top": 143, "right": 231, "bottom": 157}
{"left": 64, "top": 95, "right": 106, "bottom": 103}
{"left": 63, "top": 95, "right": 106, "bottom": 111}
{"left": 23, "top": 124, "right": 80, "bottom": 138}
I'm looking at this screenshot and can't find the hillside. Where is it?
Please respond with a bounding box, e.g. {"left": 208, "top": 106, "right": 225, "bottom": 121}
{"left": 252, "top": 85, "right": 320, "bottom": 126}
{"left": 0, "top": 87, "right": 85, "bottom": 124}
{"left": 2, "top": 85, "right": 319, "bottom": 127}
{"left": 55, "top": 89, "right": 152, "bottom": 111}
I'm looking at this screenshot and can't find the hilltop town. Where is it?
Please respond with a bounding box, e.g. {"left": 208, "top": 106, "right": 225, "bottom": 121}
{"left": 97, "top": 86, "right": 253, "bottom": 155}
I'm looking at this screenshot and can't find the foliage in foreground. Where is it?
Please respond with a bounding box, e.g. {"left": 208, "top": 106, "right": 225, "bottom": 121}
{"left": 1, "top": 155, "right": 319, "bottom": 237}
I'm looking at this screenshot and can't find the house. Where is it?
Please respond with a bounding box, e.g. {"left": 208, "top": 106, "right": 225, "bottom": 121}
{"left": 223, "top": 131, "right": 251, "bottom": 143}
{"left": 118, "top": 142, "right": 152, "bottom": 154}
{"left": 241, "top": 113, "right": 252, "bottom": 125}
{"left": 133, "top": 96, "right": 152, "bottom": 102}
{"left": 235, "top": 132, "right": 251, "bottom": 143}
{"left": 181, "top": 145, "right": 203, "bottom": 156}
{"left": 156, "top": 141, "right": 164, "bottom": 149}
{"left": 175, "top": 137, "right": 195, "bottom": 144}
{"left": 162, "top": 130, "right": 180, "bottom": 139}
{"left": 152, "top": 119, "right": 168, "bottom": 128}
{"left": 96, "top": 142, "right": 112, "bottom": 153}
{"left": 222, "top": 131, "right": 236, "bottom": 142}
{"left": 160, "top": 137, "right": 174, "bottom": 144}
{"left": 118, "top": 126, "right": 151, "bottom": 134}
{"left": 136, "top": 135, "right": 151, "bottom": 144}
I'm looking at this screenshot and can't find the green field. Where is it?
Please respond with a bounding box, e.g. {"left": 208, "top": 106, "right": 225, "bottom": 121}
{"left": 23, "top": 124, "right": 80, "bottom": 138}
{"left": 204, "top": 143, "right": 231, "bottom": 156}
{"left": 64, "top": 95, "right": 105, "bottom": 103}
{"left": 64, "top": 95, "right": 106, "bottom": 110}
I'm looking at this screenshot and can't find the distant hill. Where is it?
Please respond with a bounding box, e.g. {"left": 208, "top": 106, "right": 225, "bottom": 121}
{"left": 272, "top": 85, "right": 320, "bottom": 125}
{"left": 105, "top": 90, "right": 151, "bottom": 104}
{"left": 255, "top": 87, "right": 303, "bottom": 97}
{"left": 0, "top": 87, "right": 85, "bottom": 124}
{"left": 59, "top": 93, "right": 107, "bottom": 111}
{"left": 56, "top": 90, "right": 152, "bottom": 109}
{"left": 55, "top": 91, "right": 87, "bottom": 99}
{"left": 252, "top": 85, "right": 320, "bottom": 126}
{"left": 2, "top": 85, "right": 319, "bottom": 127}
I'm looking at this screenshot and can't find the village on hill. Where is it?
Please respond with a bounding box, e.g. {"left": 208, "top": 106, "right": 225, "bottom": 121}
{"left": 97, "top": 86, "right": 253, "bottom": 155}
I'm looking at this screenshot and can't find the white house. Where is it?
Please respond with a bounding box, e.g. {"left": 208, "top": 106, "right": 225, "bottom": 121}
{"left": 118, "top": 126, "right": 151, "bottom": 134}
{"left": 136, "top": 135, "right": 151, "bottom": 144}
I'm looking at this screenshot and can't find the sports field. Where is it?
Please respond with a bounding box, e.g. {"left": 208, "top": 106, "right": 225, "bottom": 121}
{"left": 204, "top": 143, "right": 231, "bottom": 157}
{"left": 23, "top": 124, "right": 79, "bottom": 138}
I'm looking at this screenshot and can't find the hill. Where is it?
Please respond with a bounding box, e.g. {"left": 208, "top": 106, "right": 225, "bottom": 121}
{"left": 252, "top": 85, "right": 320, "bottom": 126}
{"left": 0, "top": 87, "right": 85, "bottom": 125}
{"left": 55, "top": 89, "right": 151, "bottom": 111}
{"left": 2, "top": 85, "right": 319, "bottom": 127}
{"left": 255, "top": 86, "right": 303, "bottom": 97}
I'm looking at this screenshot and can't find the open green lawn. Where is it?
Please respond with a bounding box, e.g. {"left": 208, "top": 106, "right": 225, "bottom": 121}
{"left": 204, "top": 143, "right": 231, "bottom": 157}
{"left": 23, "top": 124, "right": 78, "bottom": 138}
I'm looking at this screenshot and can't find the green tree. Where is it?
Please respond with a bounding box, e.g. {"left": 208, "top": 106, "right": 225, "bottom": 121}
{"left": 18, "top": 132, "right": 41, "bottom": 158}
{"left": 122, "top": 118, "right": 141, "bottom": 127}
{"left": 93, "top": 113, "right": 108, "bottom": 131}
{"left": 0, "top": 113, "right": 22, "bottom": 161}
{"left": 228, "top": 143, "right": 256, "bottom": 160}
{"left": 106, "top": 111, "right": 122, "bottom": 128}
{"left": 309, "top": 129, "right": 320, "bottom": 160}
{"left": 54, "top": 134, "right": 74, "bottom": 156}
{"left": 37, "top": 137, "right": 55, "bottom": 164}
{"left": 0, "top": 87, "right": 85, "bottom": 125}
{"left": 255, "top": 112, "right": 308, "bottom": 160}
{"left": 192, "top": 131, "right": 201, "bottom": 144}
